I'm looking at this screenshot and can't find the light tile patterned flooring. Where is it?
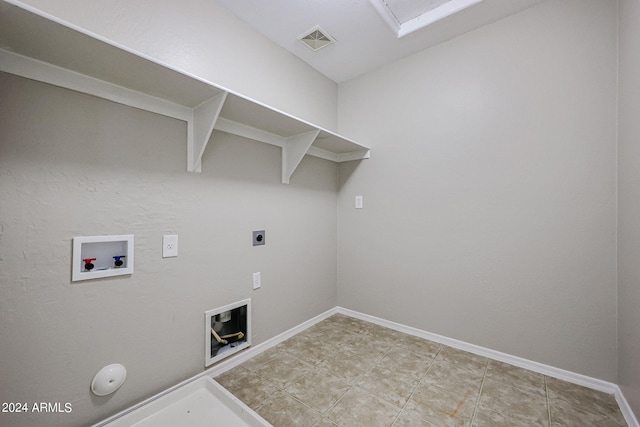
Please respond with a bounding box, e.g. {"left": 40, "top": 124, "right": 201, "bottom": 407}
{"left": 214, "top": 314, "right": 627, "bottom": 427}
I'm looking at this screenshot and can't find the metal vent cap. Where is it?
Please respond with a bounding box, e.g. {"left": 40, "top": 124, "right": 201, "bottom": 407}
{"left": 298, "top": 25, "right": 335, "bottom": 51}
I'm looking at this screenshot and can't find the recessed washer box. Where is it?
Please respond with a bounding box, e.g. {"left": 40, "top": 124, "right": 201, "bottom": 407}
{"left": 72, "top": 235, "right": 134, "bottom": 281}
{"left": 205, "top": 299, "right": 251, "bottom": 367}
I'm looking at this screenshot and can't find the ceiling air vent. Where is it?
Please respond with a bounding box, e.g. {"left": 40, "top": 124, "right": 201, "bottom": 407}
{"left": 298, "top": 26, "right": 335, "bottom": 51}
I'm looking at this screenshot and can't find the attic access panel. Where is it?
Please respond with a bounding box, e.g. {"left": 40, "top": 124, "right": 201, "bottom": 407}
{"left": 385, "top": 0, "right": 452, "bottom": 23}
{"left": 370, "top": 0, "right": 483, "bottom": 37}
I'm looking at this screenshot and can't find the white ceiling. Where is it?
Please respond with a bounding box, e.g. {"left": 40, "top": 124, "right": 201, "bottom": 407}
{"left": 213, "top": 0, "right": 545, "bottom": 83}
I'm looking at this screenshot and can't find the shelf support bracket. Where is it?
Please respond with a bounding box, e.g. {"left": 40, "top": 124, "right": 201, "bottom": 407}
{"left": 282, "top": 129, "right": 320, "bottom": 184}
{"left": 188, "top": 91, "right": 228, "bottom": 173}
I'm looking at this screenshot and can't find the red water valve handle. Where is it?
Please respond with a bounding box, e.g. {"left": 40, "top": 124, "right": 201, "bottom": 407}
{"left": 83, "top": 258, "right": 97, "bottom": 271}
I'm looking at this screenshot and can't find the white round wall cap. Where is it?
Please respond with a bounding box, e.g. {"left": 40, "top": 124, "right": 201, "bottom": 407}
{"left": 91, "top": 363, "right": 127, "bottom": 396}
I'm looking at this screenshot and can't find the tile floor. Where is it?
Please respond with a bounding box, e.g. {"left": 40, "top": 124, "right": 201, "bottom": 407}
{"left": 214, "top": 314, "right": 627, "bottom": 427}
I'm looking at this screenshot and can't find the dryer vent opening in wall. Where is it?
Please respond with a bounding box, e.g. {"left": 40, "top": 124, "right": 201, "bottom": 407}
{"left": 205, "top": 299, "right": 251, "bottom": 366}
{"left": 298, "top": 25, "right": 336, "bottom": 51}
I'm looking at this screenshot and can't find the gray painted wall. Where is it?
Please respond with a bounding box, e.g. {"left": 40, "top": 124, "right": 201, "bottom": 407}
{"left": 17, "top": 0, "right": 339, "bottom": 131}
{"left": 3, "top": 0, "right": 640, "bottom": 425}
{"left": 0, "top": 72, "right": 338, "bottom": 426}
{"left": 337, "top": 0, "right": 618, "bottom": 381}
{"left": 618, "top": 0, "right": 640, "bottom": 417}
{"left": 1, "top": 1, "right": 341, "bottom": 426}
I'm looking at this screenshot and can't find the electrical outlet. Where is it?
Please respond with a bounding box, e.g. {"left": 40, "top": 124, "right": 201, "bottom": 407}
{"left": 163, "top": 235, "right": 178, "bottom": 258}
{"left": 253, "top": 272, "right": 261, "bottom": 289}
{"left": 252, "top": 230, "right": 265, "bottom": 246}
{"left": 355, "top": 195, "right": 363, "bottom": 209}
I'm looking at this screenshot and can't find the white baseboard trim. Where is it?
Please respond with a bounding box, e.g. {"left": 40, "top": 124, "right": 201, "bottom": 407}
{"left": 93, "top": 307, "right": 338, "bottom": 427}
{"left": 337, "top": 306, "right": 639, "bottom": 427}
{"left": 337, "top": 307, "right": 615, "bottom": 390}
{"left": 96, "top": 306, "right": 639, "bottom": 427}
{"left": 617, "top": 388, "right": 640, "bottom": 427}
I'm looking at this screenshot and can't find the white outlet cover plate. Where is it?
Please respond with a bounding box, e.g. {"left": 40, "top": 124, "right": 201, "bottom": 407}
{"left": 253, "top": 272, "right": 261, "bottom": 289}
{"left": 163, "top": 235, "right": 178, "bottom": 258}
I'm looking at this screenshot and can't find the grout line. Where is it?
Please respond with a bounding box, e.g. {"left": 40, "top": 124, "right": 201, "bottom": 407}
{"left": 224, "top": 313, "right": 631, "bottom": 427}
{"left": 469, "top": 358, "right": 489, "bottom": 427}
{"left": 309, "top": 334, "right": 397, "bottom": 421}
{"left": 337, "top": 307, "right": 620, "bottom": 394}
{"left": 322, "top": 383, "right": 353, "bottom": 420}
{"left": 390, "top": 344, "right": 441, "bottom": 426}
{"left": 545, "top": 375, "right": 552, "bottom": 427}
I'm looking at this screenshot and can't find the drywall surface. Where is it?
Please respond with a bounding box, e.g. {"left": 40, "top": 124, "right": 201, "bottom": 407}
{"left": 12, "top": 0, "right": 338, "bottom": 130}
{"left": 0, "top": 72, "right": 338, "bottom": 427}
{"left": 337, "top": 0, "right": 618, "bottom": 381}
{"left": 617, "top": 0, "right": 640, "bottom": 418}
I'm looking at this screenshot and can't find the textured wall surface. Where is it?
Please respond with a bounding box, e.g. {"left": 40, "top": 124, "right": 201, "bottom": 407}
{"left": 618, "top": 0, "right": 640, "bottom": 418}
{"left": 3, "top": 0, "right": 638, "bottom": 425}
{"left": 337, "top": 0, "right": 618, "bottom": 381}
{"left": 0, "top": 72, "right": 338, "bottom": 427}
{"left": 15, "top": 0, "right": 339, "bottom": 130}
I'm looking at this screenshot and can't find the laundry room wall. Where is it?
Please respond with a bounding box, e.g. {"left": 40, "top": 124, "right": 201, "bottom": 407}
{"left": 0, "top": 1, "right": 341, "bottom": 426}
{"left": 337, "top": 0, "right": 618, "bottom": 381}
{"left": 617, "top": 0, "right": 640, "bottom": 418}
{"left": 14, "top": 0, "right": 339, "bottom": 130}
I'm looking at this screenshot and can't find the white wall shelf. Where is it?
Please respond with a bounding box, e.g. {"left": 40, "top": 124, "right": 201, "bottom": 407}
{"left": 0, "top": 0, "right": 370, "bottom": 184}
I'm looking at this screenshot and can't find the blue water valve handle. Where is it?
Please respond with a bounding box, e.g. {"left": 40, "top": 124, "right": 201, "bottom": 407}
{"left": 113, "top": 256, "right": 126, "bottom": 268}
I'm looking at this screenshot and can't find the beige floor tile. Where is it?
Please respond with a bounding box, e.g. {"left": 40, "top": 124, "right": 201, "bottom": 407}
{"left": 285, "top": 367, "right": 352, "bottom": 414}
{"left": 356, "top": 363, "right": 420, "bottom": 408}
{"left": 213, "top": 367, "right": 278, "bottom": 409}
{"left": 394, "top": 334, "right": 442, "bottom": 360}
{"left": 319, "top": 348, "right": 378, "bottom": 384}
{"left": 214, "top": 315, "right": 628, "bottom": 427}
{"left": 279, "top": 334, "right": 337, "bottom": 366}
{"left": 406, "top": 382, "right": 477, "bottom": 426}
{"left": 477, "top": 378, "right": 549, "bottom": 426}
{"left": 436, "top": 346, "right": 488, "bottom": 370}
{"left": 393, "top": 409, "right": 439, "bottom": 427}
{"left": 331, "top": 331, "right": 363, "bottom": 348}
{"left": 303, "top": 319, "right": 362, "bottom": 348}
{"left": 299, "top": 326, "right": 343, "bottom": 343}
{"left": 256, "top": 390, "right": 322, "bottom": 427}
{"left": 301, "top": 321, "right": 337, "bottom": 337}
{"left": 255, "top": 353, "right": 315, "bottom": 389}
{"left": 323, "top": 314, "right": 371, "bottom": 334}
{"left": 277, "top": 332, "right": 311, "bottom": 349}
{"left": 473, "top": 407, "right": 548, "bottom": 427}
{"left": 326, "top": 387, "right": 401, "bottom": 427}
{"left": 485, "top": 360, "right": 546, "bottom": 397}
{"left": 546, "top": 377, "right": 626, "bottom": 425}
{"left": 547, "top": 378, "right": 627, "bottom": 426}
{"left": 377, "top": 346, "right": 433, "bottom": 380}
{"left": 313, "top": 417, "right": 341, "bottom": 427}
{"left": 241, "top": 349, "right": 282, "bottom": 372}
{"left": 341, "top": 332, "right": 395, "bottom": 359}
{"left": 549, "top": 402, "right": 627, "bottom": 427}
{"left": 422, "top": 358, "right": 485, "bottom": 395}
{"left": 241, "top": 346, "right": 290, "bottom": 373}
{"left": 361, "top": 322, "right": 404, "bottom": 341}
